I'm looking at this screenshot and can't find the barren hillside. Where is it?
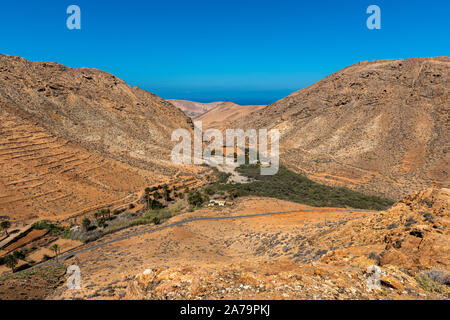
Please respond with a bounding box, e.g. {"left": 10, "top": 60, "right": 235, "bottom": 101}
{"left": 167, "top": 100, "right": 227, "bottom": 118}
{"left": 0, "top": 55, "right": 201, "bottom": 222}
{"left": 195, "top": 101, "right": 265, "bottom": 130}
{"left": 231, "top": 57, "right": 449, "bottom": 199}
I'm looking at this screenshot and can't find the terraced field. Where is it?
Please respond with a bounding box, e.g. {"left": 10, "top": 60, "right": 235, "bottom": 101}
{"left": 0, "top": 112, "right": 164, "bottom": 223}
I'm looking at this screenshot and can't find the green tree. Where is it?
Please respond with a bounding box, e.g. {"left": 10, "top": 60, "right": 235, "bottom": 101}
{"left": 150, "top": 199, "right": 164, "bottom": 210}
{"left": 12, "top": 251, "right": 25, "bottom": 260}
{"left": 82, "top": 217, "right": 91, "bottom": 232}
{"left": 0, "top": 220, "right": 11, "bottom": 237}
{"left": 188, "top": 192, "right": 206, "bottom": 207}
{"left": 4, "top": 254, "right": 18, "bottom": 272}
{"left": 153, "top": 191, "right": 161, "bottom": 199}
{"left": 97, "top": 218, "right": 106, "bottom": 228}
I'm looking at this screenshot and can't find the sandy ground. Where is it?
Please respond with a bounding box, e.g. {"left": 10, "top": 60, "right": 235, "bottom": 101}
{"left": 47, "top": 197, "right": 374, "bottom": 299}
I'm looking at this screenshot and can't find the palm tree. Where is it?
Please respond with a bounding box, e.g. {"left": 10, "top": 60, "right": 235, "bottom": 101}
{"left": 0, "top": 220, "right": 11, "bottom": 237}
{"left": 144, "top": 193, "right": 151, "bottom": 209}
{"left": 164, "top": 188, "right": 171, "bottom": 202}
{"left": 51, "top": 244, "right": 60, "bottom": 262}
{"left": 97, "top": 218, "right": 106, "bottom": 228}
{"left": 82, "top": 217, "right": 91, "bottom": 232}
{"left": 101, "top": 209, "right": 111, "bottom": 220}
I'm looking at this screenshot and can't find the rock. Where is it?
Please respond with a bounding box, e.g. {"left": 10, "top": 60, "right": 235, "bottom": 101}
{"left": 380, "top": 276, "right": 404, "bottom": 290}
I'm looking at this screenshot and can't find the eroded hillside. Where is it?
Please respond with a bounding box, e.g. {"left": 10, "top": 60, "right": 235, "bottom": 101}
{"left": 231, "top": 57, "right": 449, "bottom": 199}
{"left": 167, "top": 100, "right": 227, "bottom": 118}
{"left": 0, "top": 55, "right": 193, "bottom": 171}
{"left": 0, "top": 55, "right": 202, "bottom": 222}
{"left": 195, "top": 101, "right": 265, "bottom": 130}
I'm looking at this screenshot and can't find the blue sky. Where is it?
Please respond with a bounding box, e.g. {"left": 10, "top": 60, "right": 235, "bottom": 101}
{"left": 0, "top": 0, "right": 448, "bottom": 104}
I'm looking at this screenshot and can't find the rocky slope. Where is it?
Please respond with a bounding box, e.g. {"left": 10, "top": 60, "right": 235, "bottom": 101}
{"left": 38, "top": 188, "right": 449, "bottom": 300}
{"left": 124, "top": 188, "right": 449, "bottom": 300}
{"left": 0, "top": 55, "right": 200, "bottom": 221}
{"left": 167, "top": 100, "right": 227, "bottom": 118}
{"left": 231, "top": 57, "right": 449, "bottom": 199}
{"left": 195, "top": 101, "right": 265, "bottom": 130}
{"left": 0, "top": 55, "right": 193, "bottom": 170}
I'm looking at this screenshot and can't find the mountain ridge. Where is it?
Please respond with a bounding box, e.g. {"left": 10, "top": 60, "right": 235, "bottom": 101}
{"left": 0, "top": 54, "right": 202, "bottom": 221}
{"left": 230, "top": 57, "right": 449, "bottom": 199}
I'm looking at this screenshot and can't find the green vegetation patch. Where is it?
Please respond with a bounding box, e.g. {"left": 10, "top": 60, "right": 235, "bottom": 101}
{"left": 83, "top": 200, "right": 187, "bottom": 243}
{"left": 209, "top": 164, "right": 394, "bottom": 210}
{"left": 32, "top": 220, "right": 70, "bottom": 237}
{"left": 1, "top": 263, "right": 66, "bottom": 281}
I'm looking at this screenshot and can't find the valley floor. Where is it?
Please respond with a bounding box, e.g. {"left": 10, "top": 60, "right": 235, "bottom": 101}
{"left": 1, "top": 189, "right": 448, "bottom": 300}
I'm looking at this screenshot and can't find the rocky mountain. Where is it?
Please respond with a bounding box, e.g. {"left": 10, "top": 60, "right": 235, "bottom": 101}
{"left": 0, "top": 55, "right": 199, "bottom": 221}
{"left": 0, "top": 55, "right": 193, "bottom": 169}
{"left": 167, "top": 99, "right": 227, "bottom": 118}
{"left": 195, "top": 101, "right": 265, "bottom": 130}
{"left": 231, "top": 57, "right": 449, "bottom": 199}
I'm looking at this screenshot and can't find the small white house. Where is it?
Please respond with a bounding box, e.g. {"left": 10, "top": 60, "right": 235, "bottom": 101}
{"left": 70, "top": 225, "right": 81, "bottom": 232}
{"left": 208, "top": 200, "right": 226, "bottom": 207}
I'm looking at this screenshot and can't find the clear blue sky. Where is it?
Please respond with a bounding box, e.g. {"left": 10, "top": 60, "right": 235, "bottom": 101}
{"left": 0, "top": 0, "right": 448, "bottom": 105}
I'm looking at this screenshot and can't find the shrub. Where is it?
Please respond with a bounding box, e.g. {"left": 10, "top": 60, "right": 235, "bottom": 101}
{"left": 153, "top": 191, "right": 161, "bottom": 199}
{"left": 152, "top": 217, "right": 161, "bottom": 225}
{"left": 0, "top": 220, "right": 11, "bottom": 236}
{"left": 422, "top": 269, "right": 450, "bottom": 286}
{"left": 32, "top": 221, "right": 67, "bottom": 236}
{"left": 204, "top": 187, "right": 215, "bottom": 196}
{"left": 12, "top": 251, "right": 25, "bottom": 260}
{"left": 217, "top": 172, "right": 231, "bottom": 183}
{"left": 188, "top": 192, "right": 207, "bottom": 207}
{"left": 4, "top": 254, "right": 18, "bottom": 272}
{"left": 42, "top": 254, "right": 51, "bottom": 261}
{"left": 150, "top": 199, "right": 164, "bottom": 210}
{"left": 206, "top": 164, "right": 394, "bottom": 210}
